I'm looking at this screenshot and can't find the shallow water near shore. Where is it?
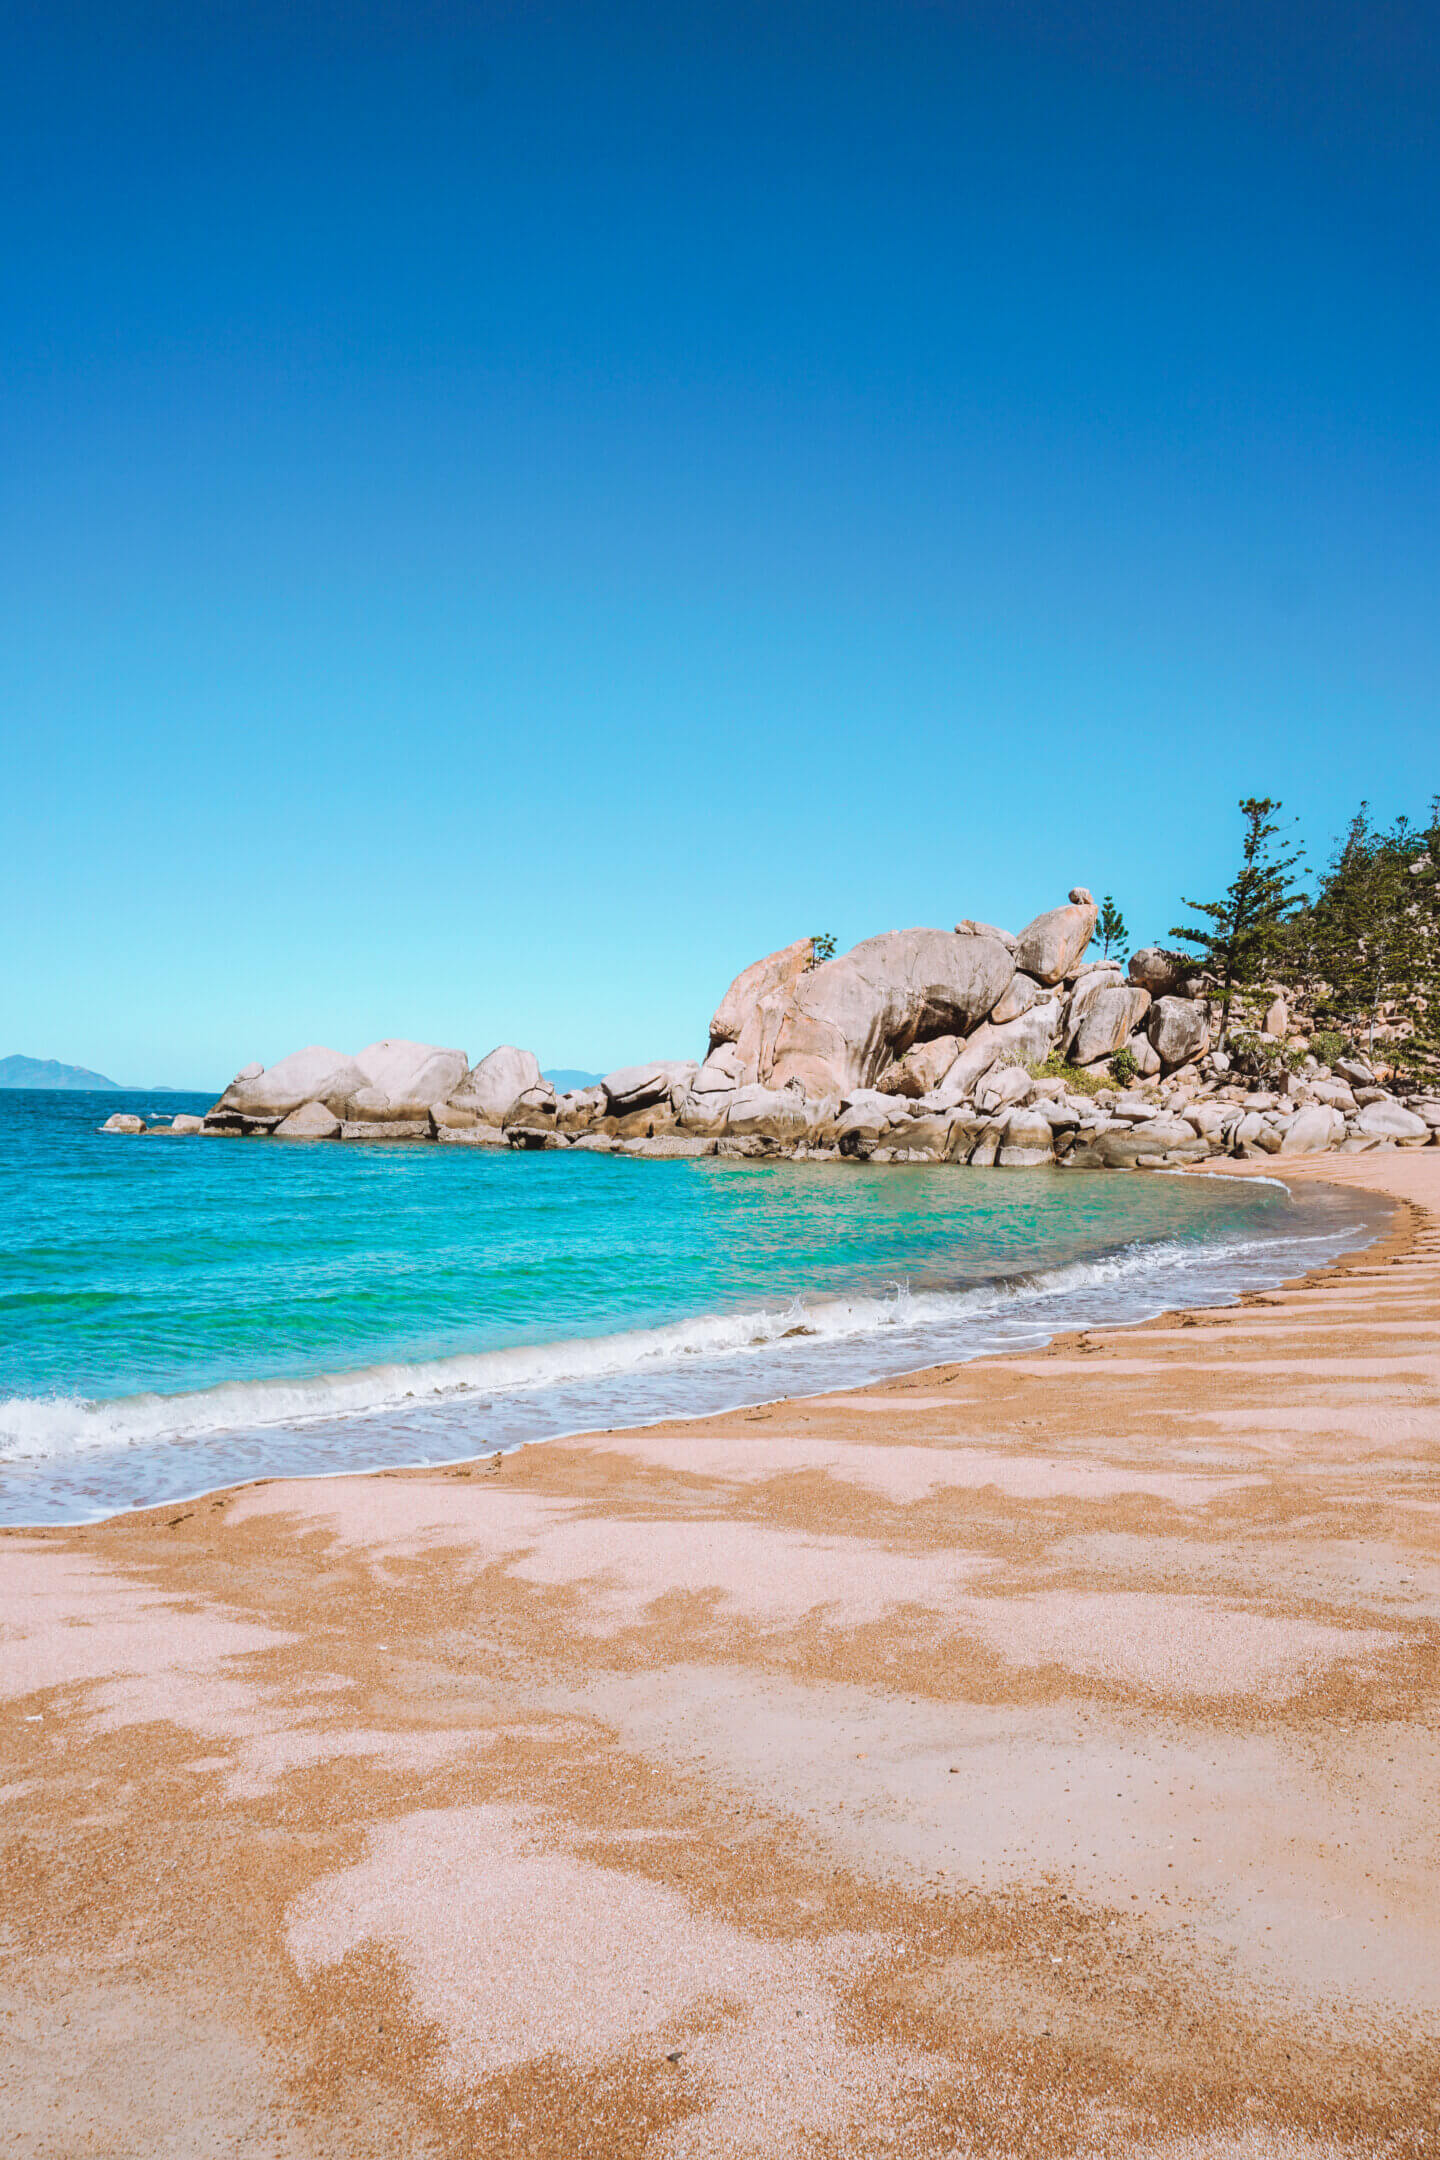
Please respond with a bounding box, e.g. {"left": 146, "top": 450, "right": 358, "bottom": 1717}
{"left": 0, "top": 1089, "right": 1392, "bottom": 1524}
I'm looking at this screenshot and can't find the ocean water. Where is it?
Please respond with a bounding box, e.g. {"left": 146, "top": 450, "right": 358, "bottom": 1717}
{"left": 0, "top": 1089, "right": 1391, "bottom": 1525}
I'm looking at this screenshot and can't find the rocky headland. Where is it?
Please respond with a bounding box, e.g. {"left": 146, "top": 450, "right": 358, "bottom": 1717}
{"left": 104, "top": 888, "right": 1440, "bottom": 1165}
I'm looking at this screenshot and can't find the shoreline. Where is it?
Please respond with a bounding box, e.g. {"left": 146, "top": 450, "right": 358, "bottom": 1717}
{"left": 2, "top": 1150, "right": 1438, "bottom": 2156}
{"left": 0, "top": 1167, "right": 1393, "bottom": 1530}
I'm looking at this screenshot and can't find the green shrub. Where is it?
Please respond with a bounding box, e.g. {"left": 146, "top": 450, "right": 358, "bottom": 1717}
{"left": 1028, "top": 1054, "right": 1113, "bottom": 1098}
{"left": 1108, "top": 1045, "right": 1139, "bottom": 1086}
{"left": 1228, "top": 1030, "right": 1307, "bottom": 1079}
{"left": 1308, "top": 1029, "right": 1346, "bottom": 1069}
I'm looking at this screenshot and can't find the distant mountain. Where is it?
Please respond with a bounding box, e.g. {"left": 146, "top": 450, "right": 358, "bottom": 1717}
{"left": 0, "top": 1054, "right": 123, "bottom": 1090}
{"left": 542, "top": 1067, "right": 604, "bottom": 1091}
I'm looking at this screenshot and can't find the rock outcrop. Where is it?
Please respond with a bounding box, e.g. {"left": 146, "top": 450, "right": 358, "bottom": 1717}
{"left": 209, "top": 1047, "right": 370, "bottom": 1125}
{"left": 447, "top": 1046, "right": 545, "bottom": 1126}
{"left": 171, "top": 879, "right": 1439, "bottom": 1170}
{"left": 602, "top": 1061, "right": 698, "bottom": 1114}
{"left": 766, "top": 928, "right": 1016, "bottom": 1095}
{"left": 349, "top": 1041, "right": 469, "bottom": 1123}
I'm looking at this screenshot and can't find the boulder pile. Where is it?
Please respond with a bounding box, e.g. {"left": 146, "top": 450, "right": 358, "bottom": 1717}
{"left": 103, "top": 890, "right": 1440, "bottom": 1166}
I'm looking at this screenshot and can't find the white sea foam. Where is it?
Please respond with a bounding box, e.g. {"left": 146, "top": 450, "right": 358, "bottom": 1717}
{"left": 0, "top": 1223, "right": 1367, "bottom": 1467}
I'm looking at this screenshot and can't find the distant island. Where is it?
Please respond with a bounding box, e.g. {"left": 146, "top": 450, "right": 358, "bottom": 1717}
{"left": 541, "top": 1068, "right": 603, "bottom": 1091}
{"left": 0, "top": 1054, "right": 123, "bottom": 1091}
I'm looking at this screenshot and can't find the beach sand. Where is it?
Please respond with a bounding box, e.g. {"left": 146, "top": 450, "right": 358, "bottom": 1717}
{"left": 2, "top": 1151, "right": 1437, "bottom": 2158}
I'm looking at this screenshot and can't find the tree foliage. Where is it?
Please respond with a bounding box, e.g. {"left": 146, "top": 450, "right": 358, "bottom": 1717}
{"left": 1096, "top": 895, "right": 1128, "bottom": 961}
{"left": 1291, "top": 799, "right": 1440, "bottom": 1065}
{"left": 1170, "top": 798, "right": 1307, "bottom": 1035}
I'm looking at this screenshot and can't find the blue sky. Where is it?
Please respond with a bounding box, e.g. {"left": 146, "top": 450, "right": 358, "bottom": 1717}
{"left": 2, "top": 1, "right": 1435, "bottom": 1086}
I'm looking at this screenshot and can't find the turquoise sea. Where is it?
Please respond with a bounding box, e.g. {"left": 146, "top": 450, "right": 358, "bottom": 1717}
{"left": 0, "top": 1089, "right": 1390, "bottom": 1525}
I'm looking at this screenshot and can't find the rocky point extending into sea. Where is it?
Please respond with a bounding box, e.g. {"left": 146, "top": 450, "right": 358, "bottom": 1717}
{"left": 103, "top": 888, "right": 1440, "bottom": 1165}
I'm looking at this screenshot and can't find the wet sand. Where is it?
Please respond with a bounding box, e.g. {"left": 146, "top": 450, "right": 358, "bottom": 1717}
{"left": 2, "top": 1151, "right": 1437, "bottom": 2158}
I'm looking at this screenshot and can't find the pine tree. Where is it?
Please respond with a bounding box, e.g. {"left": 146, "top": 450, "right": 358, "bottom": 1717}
{"left": 1305, "top": 800, "right": 1440, "bottom": 1063}
{"left": 1096, "top": 896, "right": 1128, "bottom": 961}
{"left": 1170, "top": 797, "right": 1307, "bottom": 1038}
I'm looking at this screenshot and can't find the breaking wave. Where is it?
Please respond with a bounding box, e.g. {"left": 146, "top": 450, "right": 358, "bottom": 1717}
{"left": 0, "top": 1199, "right": 1387, "bottom": 1524}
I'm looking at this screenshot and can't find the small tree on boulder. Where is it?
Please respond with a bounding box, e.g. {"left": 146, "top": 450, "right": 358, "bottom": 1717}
{"left": 1096, "top": 896, "right": 1128, "bottom": 961}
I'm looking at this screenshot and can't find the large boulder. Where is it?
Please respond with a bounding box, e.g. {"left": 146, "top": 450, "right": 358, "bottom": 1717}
{"left": 976, "top": 1065, "right": 1035, "bottom": 1116}
{"left": 555, "top": 1086, "right": 606, "bottom": 1133}
{"left": 1128, "top": 948, "right": 1190, "bottom": 998}
{"left": 876, "top": 1108, "right": 974, "bottom": 1160}
{"left": 997, "top": 1106, "right": 1055, "bottom": 1167}
{"left": 210, "top": 1047, "right": 370, "bottom": 1123}
{"left": 1279, "top": 1105, "right": 1345, "bottom": 1156}
{"left": 954, "top": 919, "right": 1018, "bottom": 951}
{"left": 938, "top": 999, "right": 1063, "bottom": 1102}
{"left": 1069, "top": 985, "right": 1151, "bottom": 1066}
{"left": 708, "top": 938, "right": 815, "bottom": 1051}
{"left": 602, "top": 1061, "right": 699, "bottom": 1114}
{"left": 875, "top": 1035, "right": 963, "bottom": 1099}
{"left": 1083, "top": 1116, "right": 1208, "bottom": 1168}
{"left": 507, "top": 1082, "right": 559, "bottom": 1126}
{"left": 1356, "top": 1100, "right": 1429, "bottom": 1145}
{"left": 101, "top": 1112, "right": 146, "bottom": 1134}
{"left": 767, "top": 929, "right": 1014, "bottom": 1096}
{"left": 352, "top": 1041, "right": 469, "bottom": 1122}
{"left": 275, "top": 1100, "right": 341, "bottom": 1139}
{"left": 1128, "top": 1031, "right": 1162, "bottom": 1077}
{"left": 725, "top": 1085, "right": 827, "bottom": 1144}
{"left": 1146, "top": 996, "right": 1209, "bottom": 1071}
{"left": 691, "top": 1043, "right": 744, "bottom": 1093}
{"left": 836, "top": 1096, "right": 895, "bottom": 1158}
{"left": 1013, "top": 888, "right": 1097, "bottom": 986}
{"left": 989, "top": 971, "right": 1046, "bottom": 1024}
{"left": 450, "top": 1045, "right": 543, "bottom": 1124}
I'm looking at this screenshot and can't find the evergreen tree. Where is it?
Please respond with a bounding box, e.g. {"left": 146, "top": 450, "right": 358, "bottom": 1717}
{"left": 1304, "top": 800, "right": 1440, "bottom": 1062}
{"left": 1170, "top": 797, "right": 1307, "bottom": 1037}
{"left": 1096, "top": 895, "right": 1128, "bottom": 961}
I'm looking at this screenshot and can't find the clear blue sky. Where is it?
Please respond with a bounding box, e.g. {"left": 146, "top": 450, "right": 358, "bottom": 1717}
{"left": 2, "top": 0, "right": 1435, "bottom": 1086}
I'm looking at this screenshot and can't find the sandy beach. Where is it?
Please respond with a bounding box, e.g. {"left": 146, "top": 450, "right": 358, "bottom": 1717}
{"left": 2, "top": 1149, "right": 1437, "bottom": 2158}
